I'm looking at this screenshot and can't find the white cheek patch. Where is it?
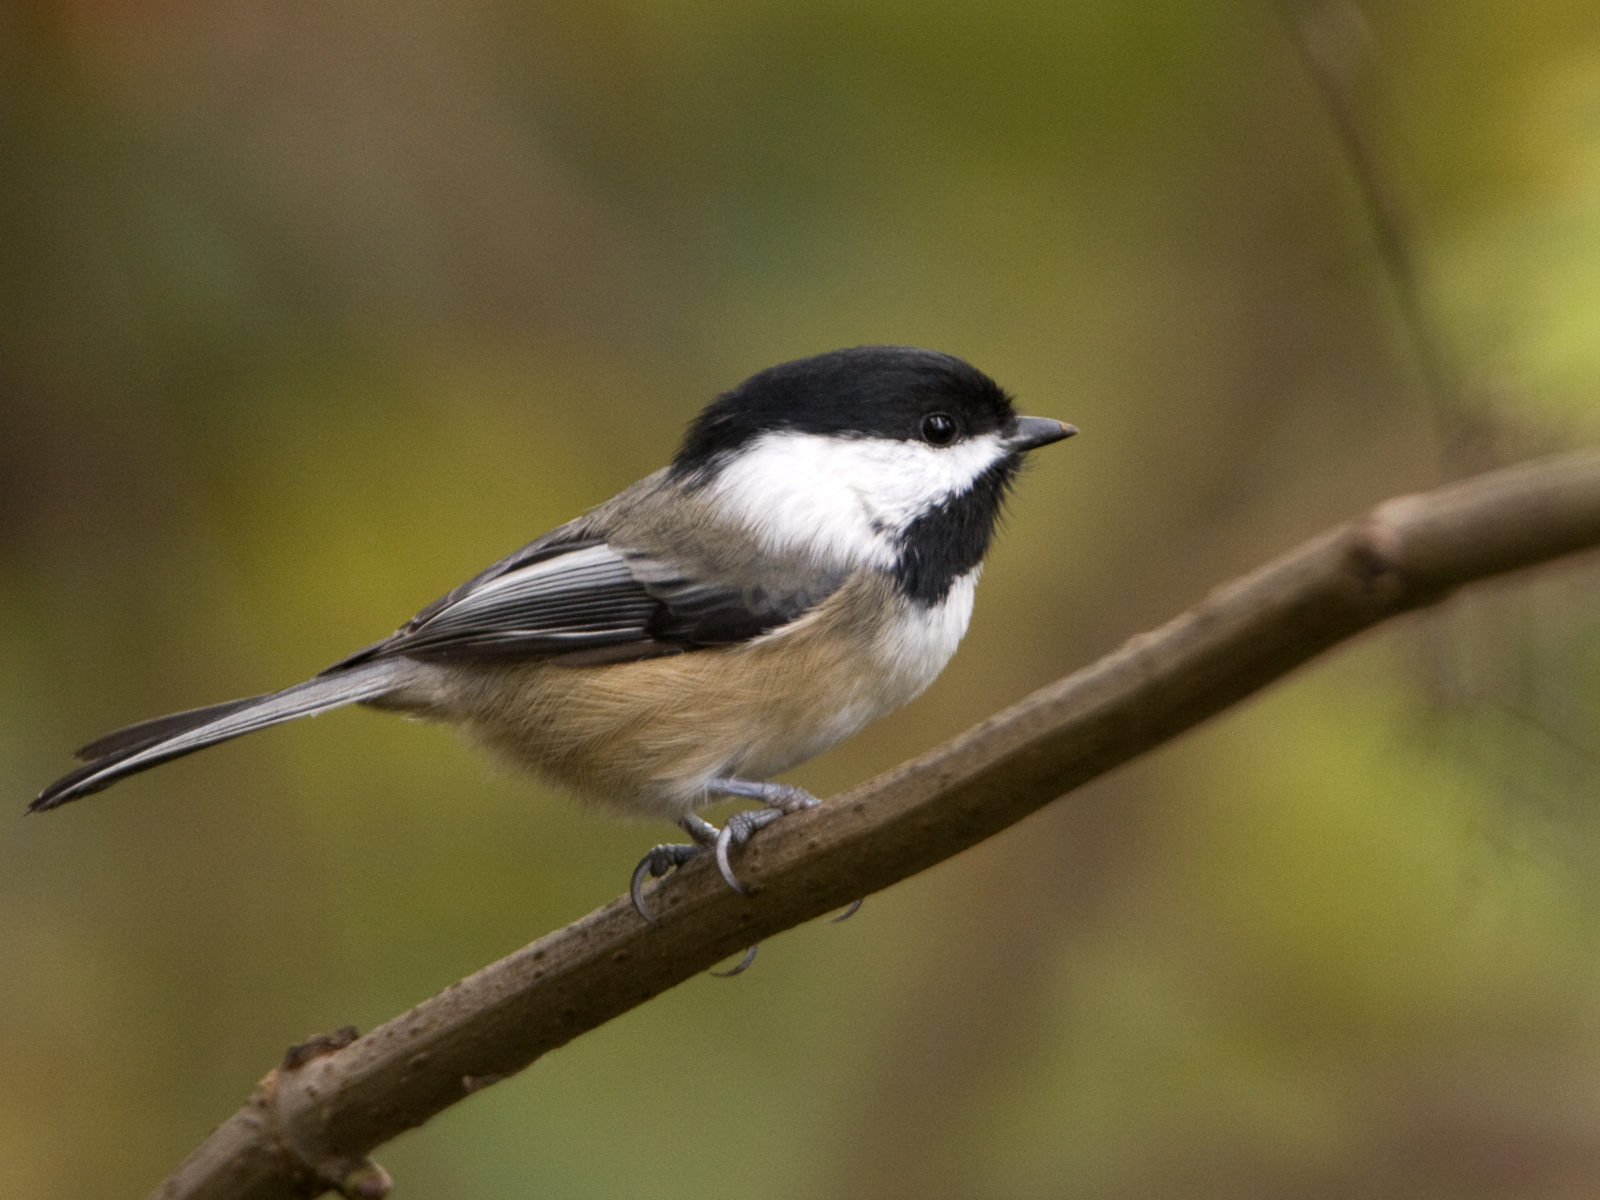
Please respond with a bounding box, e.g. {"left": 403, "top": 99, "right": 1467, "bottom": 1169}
{"left": 704, "top": 431, "right": 1009, "bottom": 567}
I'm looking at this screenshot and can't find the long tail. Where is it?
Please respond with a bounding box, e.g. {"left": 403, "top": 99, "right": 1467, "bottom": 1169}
{"left": 31, "top": 660, "right": 407, "bottom": 812}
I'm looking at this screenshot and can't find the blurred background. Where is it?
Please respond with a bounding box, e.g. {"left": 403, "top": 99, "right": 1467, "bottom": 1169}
{"left": 5, "top": 1, "right": 1600, "bottom": 1197}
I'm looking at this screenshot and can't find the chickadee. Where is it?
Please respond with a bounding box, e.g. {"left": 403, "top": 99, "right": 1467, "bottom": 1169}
{"left": 35, "top": 346, "right": 1074, "bottom": 918}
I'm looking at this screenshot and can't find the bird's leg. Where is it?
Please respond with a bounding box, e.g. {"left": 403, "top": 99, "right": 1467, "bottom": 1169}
{"left": 629, "top": 813, "right": 720, "bottom": 925}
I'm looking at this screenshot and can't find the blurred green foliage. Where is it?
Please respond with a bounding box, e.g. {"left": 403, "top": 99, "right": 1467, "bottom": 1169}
{"left": 4, "top": 2, "right": 1600, "bottom": 1197}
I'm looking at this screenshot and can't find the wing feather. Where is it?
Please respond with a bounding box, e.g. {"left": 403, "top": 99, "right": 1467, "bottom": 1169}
{"left": 331, "top": 531, "right": 847, "bottom": 668}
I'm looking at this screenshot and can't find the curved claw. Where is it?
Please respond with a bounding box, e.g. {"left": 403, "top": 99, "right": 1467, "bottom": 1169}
{"left": 709, "top": 944, "right": 759, "bottom": 977}
{"left": 629, "top": 843, "right": 703, "bottom": 925}
{"left": 629, "top": 856, "right": 662, "bottom": 927}
{"left": 713, "top": 807, "right": 785, "bottom": 894}
{"left": 831, "top": 899, "right": 865, "bottom": 923}
{"left": 713, "top": 822, "right": 749, "bottom": 895}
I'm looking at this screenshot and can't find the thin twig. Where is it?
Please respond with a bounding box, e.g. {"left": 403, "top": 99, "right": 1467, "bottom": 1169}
{"left": 1284, "top": 0, "right": 1463, "bottom": 440}
{"left": 154, "top": 448, "right": 1600, "bottom": 1200}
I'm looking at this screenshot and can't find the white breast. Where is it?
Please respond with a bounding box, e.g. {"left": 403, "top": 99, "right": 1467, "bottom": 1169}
{"left": 715, "top": 567, "right": 981, "bottom": 785}
{"left": 871, "top": 568, "right": 980, "bottom": 703}
{"left": 803, "top": 568, "right": 979, "bottom": 750}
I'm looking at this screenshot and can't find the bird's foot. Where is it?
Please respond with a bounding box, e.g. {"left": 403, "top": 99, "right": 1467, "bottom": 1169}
{"left": 629, "top": 811, "right": 765, "bottom": 975}
{"left": 704, "top": 778, "right": 819, "bottom": 895}
{"left": 629, "top": 813, "right": 720, "bottom": 926}
{"left": 629, "top": 780, "right": 862, "bottom": 934}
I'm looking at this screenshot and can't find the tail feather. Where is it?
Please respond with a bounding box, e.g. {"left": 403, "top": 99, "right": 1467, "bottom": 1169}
{"left": 33, "top": 661, "right": 405, "bottom": 813}
{"left": 73, "top": 695, "right": 274, "bottom": 762}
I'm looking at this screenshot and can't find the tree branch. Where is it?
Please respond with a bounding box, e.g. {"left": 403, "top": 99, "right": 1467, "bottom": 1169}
{"left": 154, "top": 448, "right": 1600, "bottom": 1200}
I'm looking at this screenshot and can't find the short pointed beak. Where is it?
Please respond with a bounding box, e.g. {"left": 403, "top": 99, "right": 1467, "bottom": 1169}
{"left": 1006, "top": 416, "right": 1078, "bottom": 452}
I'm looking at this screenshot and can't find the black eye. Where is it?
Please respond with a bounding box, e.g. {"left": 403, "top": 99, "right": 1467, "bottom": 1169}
{"left": 921, "top": 412, "right": 958, "bottom": 446}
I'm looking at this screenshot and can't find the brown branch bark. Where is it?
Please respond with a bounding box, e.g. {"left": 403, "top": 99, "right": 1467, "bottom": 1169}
{"left": 154, "top": 448, "right": 1600, "bottom": 1200}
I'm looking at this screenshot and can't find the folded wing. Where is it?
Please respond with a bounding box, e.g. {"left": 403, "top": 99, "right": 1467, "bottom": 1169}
{"left": 332, "top": 533, "right": 846, "bottom": 667}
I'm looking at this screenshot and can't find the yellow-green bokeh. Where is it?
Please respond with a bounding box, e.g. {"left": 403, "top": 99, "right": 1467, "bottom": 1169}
{"left": 4, "top": 3, "right": 1600, "bottom": 1197}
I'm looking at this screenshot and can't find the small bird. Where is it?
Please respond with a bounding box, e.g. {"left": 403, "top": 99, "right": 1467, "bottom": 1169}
{"left": 34, "top": 346, "right": 1074, "bottom": 918}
